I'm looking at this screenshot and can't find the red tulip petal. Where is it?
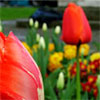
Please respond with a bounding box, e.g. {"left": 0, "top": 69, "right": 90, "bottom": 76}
{"left": 0, "top": 32, "right": 44, "bottom": 100}
{"left": 61, "top": 3, "right": 92, "bottom": 44}
{"left": 79, "top": 7, "right": 92, "bottom": 43}
{"left": 62, "top": 3, "right": 83, "bottom": 44}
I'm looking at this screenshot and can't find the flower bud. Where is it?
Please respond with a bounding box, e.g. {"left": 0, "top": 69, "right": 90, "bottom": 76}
{"left": 80, "top": 48, "right": 85, "bottom": 55}
{"left": 96, "top": 75, "right": 100, "bottom": 86}
{"left": 34, "top": 20, "right": 39, "bottom": 29}
{"left": 42, "top": 23, "right": 47, "bottom": 32}
{"left": 61, "top": 3, "right": 92, "bottom": 45}
{"left": 57, "top": 72, "right": 65, "bottom": 90}
{"left": 36, "top": 33, "right": 40, "bottom": 42}
{"left": 29, "top": 18, "right": 34, "bottom": 27}
{"left": 55, "top": 26, "right": 61, "bottom": 34}
{"left": 39, "top": 37, "right": 45, "bottom": 49}
{"left": 0, "top": 25, "right": 2, "bottom": 32}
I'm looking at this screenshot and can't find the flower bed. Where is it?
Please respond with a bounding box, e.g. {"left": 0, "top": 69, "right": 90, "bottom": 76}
{"left": 0, "top": 2, "right": 100, "bottom": 100}
{"left": 22, "top": 3, "right": 100, "bottom": 99}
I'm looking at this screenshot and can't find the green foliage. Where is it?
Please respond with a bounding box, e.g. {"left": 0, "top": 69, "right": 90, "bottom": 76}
{"left": 52, "top": 29, "right": 65, "bottom": 52}
{"left": 0, "top": 7, "right": 37, "bottom": 20}
{"left": 26, "top": 28, "right": 37, "bottom": 47}
{"left": 97, "top": 86, "right": 100, "bottom": 100}
{"left": 81, "top": 92, "right": 88, "bottom": 100}
{"left": 44, "top": 79, "right": 57, "bottom": 100}
{"left": 37, "top": 47, "right": 49, "bottom": 80}
{"left": 43, "top": 31, "right": 49, "bottom": 51}
{"left": 60, "top": 78, "right": 76, "bottom": 100}
{"left": 92, "top": 41, "right": 100, "bottom": 51}
{"left": 44, "top": 69, "right": 61, "bottom": 100}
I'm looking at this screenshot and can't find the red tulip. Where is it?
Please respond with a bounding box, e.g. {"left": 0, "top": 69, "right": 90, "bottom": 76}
{"left": 61, "top": 3, "right": 92, "bottom": 44}
{"left": 0, "top": 32, "right": 44, "bottom": 100}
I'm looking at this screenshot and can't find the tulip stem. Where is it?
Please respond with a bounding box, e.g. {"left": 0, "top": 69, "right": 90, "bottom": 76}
{"left": 97, "top": 86, "right": 100, "bottom": 100}
{"left": 76, "top": 44, "right": 81, "bottom": 100}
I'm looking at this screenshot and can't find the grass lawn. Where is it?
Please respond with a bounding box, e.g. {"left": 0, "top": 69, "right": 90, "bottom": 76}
{"left": 0, "top": 7, "right": 38, "bottom": 20}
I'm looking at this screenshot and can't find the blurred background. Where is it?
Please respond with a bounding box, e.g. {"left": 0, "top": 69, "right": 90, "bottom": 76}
{"left": 0, "top": 0, "right": 100, "bottom": 51}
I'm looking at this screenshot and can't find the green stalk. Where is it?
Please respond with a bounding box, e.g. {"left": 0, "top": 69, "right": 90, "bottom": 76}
{"left": 97, "top": 86, "right": 100, "bottom": 100}
{"left": 76, "top": 44, "right": 81, "bottom": 100}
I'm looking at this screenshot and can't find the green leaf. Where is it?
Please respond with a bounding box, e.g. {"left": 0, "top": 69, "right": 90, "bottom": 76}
{"left": 60, "top": 78, "right": 76, "bottom": 100}
{"left": 44, "top": 50, "right": 50, "bottom": 70}
{"left": 97, "top": 86, "right": 100, "bottom": 100}
{"left": 44, "top": 79, "right": 57, "bottom": 100}
{"left": 82, "top": 92, "right": 88, "bottom": 100}
{"left": 38, "top": 47, "right": 46, "bottom": 80}
{"left": 59, "top": 41, "right": 65, "bottom": 52}
{"left": 92, "top": 41, "right": 100, "bottom": 51}
{"left": 52, "top": 32, "right": 60, "bottom": 51}
{"left": 26, "top": 28, "right": 37, "bottom": 47}
{"left": 47, "top": 69, "right": 61, "bottom": 88}
{"left": 44, "top": 31, "right": 49, "bottom": 51}
{"left": 32, "top": 51, "right": 38, "bottom": 65}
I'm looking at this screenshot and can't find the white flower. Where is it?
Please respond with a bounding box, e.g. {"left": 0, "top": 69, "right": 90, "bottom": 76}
{"left": 0, "top": 25, "right": 2, "bottom": 32}
{"left": 57, "top": 72, "right": 65, "bottom": 90}
{"left": 96, "top": 75, "right": 100, "bottom": 86}
{"left": 34, "top": 20, "right": 39, "bottom": 29}
{"left": 36, "top": 33, "right": 40, "bottom": 42}
{"left": 42, "top": 23, "right": 47, "bottom": 32}
{"left": 39, "top": 37, "right": 45, "bottom": 49}
{"left": 55, "top": 26, "right": 61, "bottom": 34}
{"left": 29, "top": 18, "right": 34, "bottom": 27}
